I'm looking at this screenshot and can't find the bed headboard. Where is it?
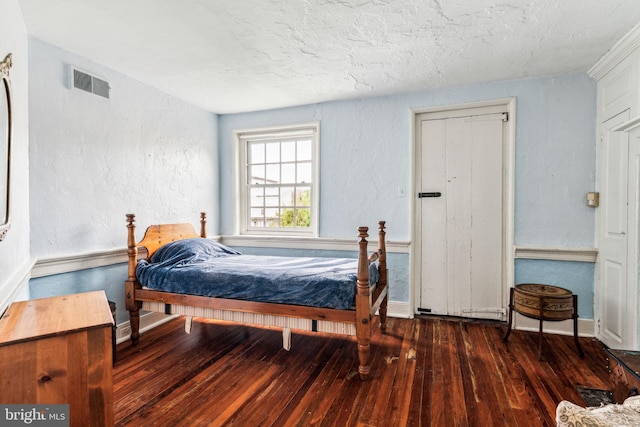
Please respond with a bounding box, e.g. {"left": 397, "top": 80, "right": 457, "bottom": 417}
{"left": 126, "top": 212, "right": 207, "bottom": 261}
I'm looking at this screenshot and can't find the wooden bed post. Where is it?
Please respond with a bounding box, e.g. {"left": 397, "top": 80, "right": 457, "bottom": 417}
{"left": 200, "top": 212, "right": 207, "bottom": 238}
{"left": 125, "top": 214, "right": 142, "bottom": 344}
{"left": 378, "top": 221, "right": 388, "bottom": 333}
{"left": 356, "top": 226, "right": 372, "bottom": 380}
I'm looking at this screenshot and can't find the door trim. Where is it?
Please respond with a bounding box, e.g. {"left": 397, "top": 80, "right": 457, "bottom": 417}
{"left": 410, "top": 98, "right": 516, "bottom": 316}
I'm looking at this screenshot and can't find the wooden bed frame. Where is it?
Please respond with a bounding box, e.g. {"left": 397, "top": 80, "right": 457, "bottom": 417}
{"left": 124, "top": 212, "right": 389, "bottom": 380}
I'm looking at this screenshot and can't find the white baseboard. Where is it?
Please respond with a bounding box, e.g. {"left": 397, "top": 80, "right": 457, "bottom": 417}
{"left": 0, "top": 258, "right": 35, "bottom": 314}
{"left": 116, "top": 311, "right": 178, "bottom": 344}
{"left": 387, "top": 301, "right": 411, "bottom": 319}
{"left": 513, "top": 313, "right": 595, "bottom": 338}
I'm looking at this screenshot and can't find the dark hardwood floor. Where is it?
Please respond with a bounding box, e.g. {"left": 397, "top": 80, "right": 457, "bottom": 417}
{"left": 114, "top": 315, "right": 611, "bottom": 426}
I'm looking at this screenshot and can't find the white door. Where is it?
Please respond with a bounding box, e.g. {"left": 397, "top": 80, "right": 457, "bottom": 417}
{"left": 596, "top": 109, "right": 637, "bottom": 349}
{"left": 417, "top": 109, "right": 506, "bottom": 320}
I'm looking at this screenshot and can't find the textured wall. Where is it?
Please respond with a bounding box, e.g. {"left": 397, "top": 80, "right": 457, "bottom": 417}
{"left": 219, "top": 73, "right": 596, "bottom": 246}
{"left": 28, "top": 38, "right": 219, "bottom": 258}
{"left": 218, "top": 73, "right": 597, "bottom": 314}
{"left": 0, "top": 0, "right": 31, "bottom": 309}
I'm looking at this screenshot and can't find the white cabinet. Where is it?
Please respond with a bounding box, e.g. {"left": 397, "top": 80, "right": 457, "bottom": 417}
{"left": 590, "top": 23, "right": 640, "bottom": 349}
{"left": 597, "top": 58, "right": 638, "bottom": 122}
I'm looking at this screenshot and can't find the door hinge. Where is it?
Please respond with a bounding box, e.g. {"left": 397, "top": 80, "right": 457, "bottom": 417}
{"left": 502, "top": 113, "right": 508, "bottom": 122}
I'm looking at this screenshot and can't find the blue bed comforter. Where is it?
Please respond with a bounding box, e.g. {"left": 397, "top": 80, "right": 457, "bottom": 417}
{"left": 136, "top": 238, "right": 378, "bottom": 310}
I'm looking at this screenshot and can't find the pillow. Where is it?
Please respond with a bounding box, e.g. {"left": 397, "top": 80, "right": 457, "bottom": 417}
{"left": 369, "top": 261, "right": 380, "bottom": 284}
{"left": 150, "top": 238, "right": 241, "bottom": 263}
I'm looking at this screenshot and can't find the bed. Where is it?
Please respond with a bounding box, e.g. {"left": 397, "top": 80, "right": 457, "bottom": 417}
{"left": 124, "top": 213, "right": 389, "bottom": 380}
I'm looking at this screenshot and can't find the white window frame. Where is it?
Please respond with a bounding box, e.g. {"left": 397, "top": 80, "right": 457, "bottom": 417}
{"left": 233, "top": 122, "right": 320, "bottom": 237}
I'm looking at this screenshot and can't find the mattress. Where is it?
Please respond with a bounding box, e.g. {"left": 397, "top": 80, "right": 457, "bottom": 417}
{"left": 136, "top": 238, "right": 378, "bottom": 310}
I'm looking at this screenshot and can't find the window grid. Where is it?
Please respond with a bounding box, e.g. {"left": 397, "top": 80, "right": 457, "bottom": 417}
{"left": 244, "top": 135, "right": 315, "bottom": 232}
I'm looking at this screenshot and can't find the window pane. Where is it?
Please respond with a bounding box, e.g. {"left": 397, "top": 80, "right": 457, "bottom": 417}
{"left": 297, "top": 139, "right": 312, "bottom": 161}
{"left": 265, "top": 187, "right": 279, "bottom": 207}
{"left": 297, "top": 208, "right": 311, "bottom": 227}
{"left": 281, "top": 187, "right": 295, "bottom": 207}
{"left": 250, "top": 208, "right": 264, "bottom": 227}
{"left": 249, "top": 142, "right": 264, "bottom": 164}
{"left": 281, "top": 163, "right": 295, "bottom": 184}
{"left": 281, "top": 207, "right": 295, "bottom": 228}
{"left": 265, "top": 208, "right": 279, "bottom": 227}
{"left": 281, "top": 141, "right": 296, "bottom": 162}
{"left": 296, "top": 187, "right": 311, "bottom": 206}
{"left": 250, "top": 165, "right": 265, "bottom": 184}
{"left": 250, "top": 187, "right": 264, "bottom": 207}
{"left": 297, "top": 162, "right": 312, "bottom": 184}
{"left": 266, "top": 142, "right": 280, "bottom": 163}
{"left": 266, "top": 164, "right": 280, "bottom": 183}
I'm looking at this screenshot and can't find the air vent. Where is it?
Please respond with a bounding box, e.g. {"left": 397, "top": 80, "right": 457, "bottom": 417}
{"left": 71, "top": 67, "right": 110, "bottom": 99}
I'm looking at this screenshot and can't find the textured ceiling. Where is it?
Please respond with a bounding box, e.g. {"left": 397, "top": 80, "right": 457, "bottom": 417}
{"left": 18, "top": 0, "right": 640, "bottom": 114}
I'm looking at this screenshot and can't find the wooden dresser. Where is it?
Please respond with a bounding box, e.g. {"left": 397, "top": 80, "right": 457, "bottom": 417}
{"left": 0, "top": 291, "right": 114, "bottom": 426}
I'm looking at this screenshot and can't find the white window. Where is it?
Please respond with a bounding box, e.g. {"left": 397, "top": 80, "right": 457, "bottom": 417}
{"left": 234, "top": 122, "right": 319, "bottom": 236}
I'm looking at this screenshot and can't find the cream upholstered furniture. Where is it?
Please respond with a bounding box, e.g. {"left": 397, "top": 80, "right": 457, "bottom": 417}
{"left": 556, "top": 396, "right": 640, "bottom": 426}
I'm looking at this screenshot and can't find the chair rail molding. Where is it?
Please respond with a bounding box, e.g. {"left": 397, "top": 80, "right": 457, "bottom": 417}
{"left": 514, "top": 246, "right": 597, "bottom": 263}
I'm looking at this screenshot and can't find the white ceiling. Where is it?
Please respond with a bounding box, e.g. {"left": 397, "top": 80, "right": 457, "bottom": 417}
{"left": 18, "top": 0, "right": 640, "bottom": 114}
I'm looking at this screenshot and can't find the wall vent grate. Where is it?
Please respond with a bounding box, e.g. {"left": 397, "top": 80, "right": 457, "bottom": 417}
{"left": 72, "top": 68, "right": 110, "bottom": 99}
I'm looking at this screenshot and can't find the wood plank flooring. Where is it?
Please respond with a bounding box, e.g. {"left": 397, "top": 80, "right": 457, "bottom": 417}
{"left": 114, "top": 315, "right": 612, "bottom": 426}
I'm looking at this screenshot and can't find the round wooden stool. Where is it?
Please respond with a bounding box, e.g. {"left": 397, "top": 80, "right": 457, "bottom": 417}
{"left": 502, "top": 283, "right": 584, "bottom": 360}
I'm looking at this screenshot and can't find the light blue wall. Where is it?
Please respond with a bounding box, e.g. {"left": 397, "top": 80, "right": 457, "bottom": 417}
{"left": 219, "top": 74, "right": 596, "bottom": 246}
{"left": 30, "top": 265, "right": 129, "bottom": 327}
{"left": 219, "top": 73, "right": 597, "bottom": 315}
{"left": 515, "top": 259, "right": 595, "bottom": 318}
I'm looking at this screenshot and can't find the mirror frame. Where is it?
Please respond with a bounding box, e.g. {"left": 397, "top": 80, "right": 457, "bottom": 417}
{"left": 0, "top": 53, "right": 13, "bottom": 242}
